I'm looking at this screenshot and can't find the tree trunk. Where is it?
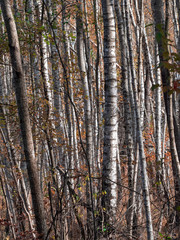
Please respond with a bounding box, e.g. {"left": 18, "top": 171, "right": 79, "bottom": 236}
{"left": 125, "top": 0, "right": 154, "bottom": 239}
{"left": 0, "top": 0, "right": 47, "bottom": 238}
{"left": 76, "top": 1, "right": 96, "bottom": 238}
{"left": 114, "top": 1, "right": 135, "bottom": 238}
{"left": 101, "top": 0, "right": 118, "bottom": 228}
{"left": 151, "top": 0, "right": 180, "bottom": 229}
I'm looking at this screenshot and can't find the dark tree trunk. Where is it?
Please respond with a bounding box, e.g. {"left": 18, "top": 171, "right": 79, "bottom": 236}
{"left": 0, "top": 0, "right": 47, "bottom": 238}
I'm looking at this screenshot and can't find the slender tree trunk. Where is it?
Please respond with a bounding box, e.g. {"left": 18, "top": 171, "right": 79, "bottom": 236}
{"left": 125, "top": 0, "right": 154, "bottom": 239}
{"left": 62, "top": 1, "right": 74, "bottom": 174}
{"left": 101, "top": 0, "right": 118, "bottom": 229}
{"left": 0, "top": 123, "right": 36, "bottom": 238}
{"left": 0, "top": 173, "right": 17, "bottom": 239}
{"left": 0, "top": 1, "right": 47, "bottom": 238}
{"left": 93, "top": 0, "right": 101, "bottom": 172}
{"left": 47, "top": 0, "right": 65, "bottom": 167}
{"left": 76, "top": 1, "right": 96, "bottom": 238}
{"left": 151, "top": 0, "right": 180, "bottom": 229}
{"left": 114, "top": 1, "right": 135, "bottom": 238}
{"left": 137, "top": 0, "right": 145, "bottom": 128}
{"left": 155, "top": 42, "right": 163, "bottom": 195}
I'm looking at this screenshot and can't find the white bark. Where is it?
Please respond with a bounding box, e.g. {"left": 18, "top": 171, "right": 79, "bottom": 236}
{"left": 101, "top": 0, "right": 118, "bottom": 223}
{"left": 152, "top": 0, "right": 180, "bottom": 229}
{"left": 155, "top": 43, "right": 163, "bottom": 194}
{"left": 125, "top": 1, "right": 154, "bottom": 239}
{"left": 0, "top": 1, "right": 47, "bottom": 237}
{"left": 76, "top": 1, "right": 96, "bottom": 237}
{"left": 115, "top": 1, "right": 135, "bottom": 237}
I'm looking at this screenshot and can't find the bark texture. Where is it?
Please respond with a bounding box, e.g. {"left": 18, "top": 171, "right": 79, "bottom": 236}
{"left": 151, "top": 0, "right": 180, "bottom": 229}
{"left": 0, "top": 0, "right": 47, "bottom": 238}
{"left": 101, "top": 0, "right": 118, "bottom": 226}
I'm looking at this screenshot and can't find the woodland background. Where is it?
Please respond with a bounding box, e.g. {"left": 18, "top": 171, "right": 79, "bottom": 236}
{"left": 0, "top": 0, "right": 180, "bottom": 239}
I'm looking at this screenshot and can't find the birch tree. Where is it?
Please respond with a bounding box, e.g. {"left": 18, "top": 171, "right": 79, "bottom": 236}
{"left": 76, "top": 1, "right": 96, "bottom": 237}
{"left": 101, "top": 0, "right": 118, "bottom": 228}
{"left": 125, "top": 0, "right": 154, "bottom": 239}
{"left": 151, "top": 0, "right": 180, "bottom": 231}
{"left": 114, "top": 1, "right": 136, "bottom": 238}
{"left": 1, "top": 0, "right": 180, "bottom": 239}
{"left": 0, "top": 0, "right": 47, "bottom": 238}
